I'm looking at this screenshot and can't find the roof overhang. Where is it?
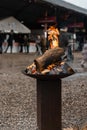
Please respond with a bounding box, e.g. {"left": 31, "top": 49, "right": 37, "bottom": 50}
{"left": 43, "top": 0, "right": 87, "bottom": 15}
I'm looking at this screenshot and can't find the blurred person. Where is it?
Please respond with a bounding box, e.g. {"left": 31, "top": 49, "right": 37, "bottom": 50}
{"left": 18, "top": 34, "right": 24, "bottom": 53}
{"left": 36, "top": 35, "right": 42, "bottom": 55}
{"left": 78, "top": 36, "right": 84, "bottom": 51}
{"left": 40, "top": 35, "right": 46, "bottom": 54}
{"left": 0, "top": 31, "right": 4, "bottom": 54}
{"left": 62, "top": 44, "right": 74, "bottom": 62}
{"left": 4, "top": 29, "right": 14, "bottom": 53}
{"left": 81, "top": 43, "right": 87, "bottom": 68}
{"left": 59, "top": 32, "right": 68, "bottom": 60}
{"left": 67, "top": 41, "right": 74, "bottom": 61}
{"left": 59, "top": 32, "right": 68, "bottom": 49}
{"left": 59, "top": 32, "right": 74, "bottom": 62}
{"left": 23, "top": 34, "right": 29, "bottom": 53}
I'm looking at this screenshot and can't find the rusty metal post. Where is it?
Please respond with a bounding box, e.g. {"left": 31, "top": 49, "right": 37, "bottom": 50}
{"left": 37, "top": 78, "right": 61, "bottom": 130}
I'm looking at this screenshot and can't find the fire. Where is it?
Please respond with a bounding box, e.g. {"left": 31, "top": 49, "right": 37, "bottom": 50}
{"left": 25, "top": 45, "right": 75, "bottom": 76}
{"left": 47, "top": 26, "right": 60, "bottom": 48}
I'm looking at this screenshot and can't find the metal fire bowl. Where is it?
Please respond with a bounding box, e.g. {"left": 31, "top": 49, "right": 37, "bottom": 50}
{"left": 22, "top": 70, "right": 75, "bottom": 80}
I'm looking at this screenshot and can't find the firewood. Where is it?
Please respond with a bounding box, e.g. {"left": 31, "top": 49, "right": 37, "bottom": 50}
{"left": 34, "top": 47, "right": 64, "bottom": 72}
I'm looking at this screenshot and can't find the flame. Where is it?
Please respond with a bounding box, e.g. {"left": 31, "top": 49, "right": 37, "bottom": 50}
{"left": 47, "top": 26, "right": 60, "bottom": 48}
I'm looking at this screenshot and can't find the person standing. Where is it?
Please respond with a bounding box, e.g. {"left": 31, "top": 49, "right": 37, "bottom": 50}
{"left": 23, "top": 34, "right": 29, "bottom": 53}
{"left": 67, "top": 42, "right": 74, "bottom": 61}
{"left": 0, "top": 31, "right": 4, "bottom": 54}
{"left": 36, "top": 35, "right": 42, "bottom": 55}
{"left": 4, "top": 29, "right": 14, "bottom": 53}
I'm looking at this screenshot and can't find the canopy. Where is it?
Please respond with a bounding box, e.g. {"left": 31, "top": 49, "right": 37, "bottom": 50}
{"left": 0, "top": 16, "right": 31, "bottom": 33}
{"left": 43, "top": 0, "right": 87, "bottom": 15}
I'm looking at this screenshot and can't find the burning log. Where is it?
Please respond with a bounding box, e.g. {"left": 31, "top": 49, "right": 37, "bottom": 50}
{"left": 24, "top": 25, "right": 75, "bottom": 81}
{"left": 34, "top": 47, "right": 64, "bottom": 72}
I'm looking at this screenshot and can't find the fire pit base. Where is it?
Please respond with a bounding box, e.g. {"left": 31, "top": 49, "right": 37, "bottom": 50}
{"left": 22, "top": 70, "right": 75, "bottom": 130}
{"left": 37, "top": 78, "right": 61, "bottom": 130}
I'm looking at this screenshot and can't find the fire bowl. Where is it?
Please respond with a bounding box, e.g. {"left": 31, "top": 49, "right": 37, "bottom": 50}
{"left": 22, "top": 69, "right": 75, "bottom": 80}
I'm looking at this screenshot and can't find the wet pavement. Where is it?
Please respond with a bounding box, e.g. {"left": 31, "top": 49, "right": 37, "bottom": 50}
{"left": 0, "top": 52, "right": 87, "bottom": 130}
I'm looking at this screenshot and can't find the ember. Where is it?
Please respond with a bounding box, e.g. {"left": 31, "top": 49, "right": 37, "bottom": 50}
{"left": 25, "top": 46, "right": 75, "bottom": 76}
{"left": 26, "top": 61, "right": 74, "bottom": 75}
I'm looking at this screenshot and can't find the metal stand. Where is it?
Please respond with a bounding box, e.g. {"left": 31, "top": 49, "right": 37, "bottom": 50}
{"left": 37, "top": 78, "right": 61, "bottom": 130}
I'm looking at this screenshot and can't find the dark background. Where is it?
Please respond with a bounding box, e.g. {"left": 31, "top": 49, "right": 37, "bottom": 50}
{"left": 0, "top": 0, "right": 87, "bottom": 32}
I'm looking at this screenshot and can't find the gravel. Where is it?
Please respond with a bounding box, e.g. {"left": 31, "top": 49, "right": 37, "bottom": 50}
{"left": 0, "top": 52, "right": 87, "bottom": 130}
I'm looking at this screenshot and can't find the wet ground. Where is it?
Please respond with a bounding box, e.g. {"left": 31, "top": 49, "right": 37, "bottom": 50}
{"left": 0, "top": 52, "right": 87, "bottom": 130}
